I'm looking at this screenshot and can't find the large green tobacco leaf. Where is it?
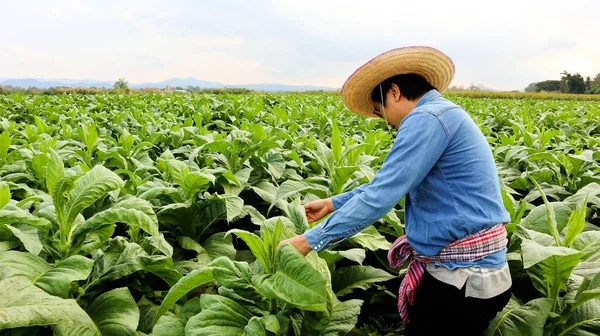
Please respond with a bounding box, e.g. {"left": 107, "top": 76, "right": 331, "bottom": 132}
{"left": 348, "top": 226, "right": 391, "bottom": 251}
{"left": 70, "top": 196, "right": 160, "bottom": 254}
{"left": 320, "top": 248, "right": 366, "bottom": 266}
{"left": 0, "top": 276, "right": 99, "bottom": 333}
{"left": 228, "top": 229, "right": 270, "bottom": 270}
{"left": 151, "top": 314, "right": 185, "bottom": 336}
{"left": 261, "top": 244, "right": 331, "bottom": 312}
{"left": 563, "top": 196, "right": 588, "bottom": 247}
{"left": 484, "top": 298, "right": 553, "bottom": 336}
{"left": 521, "top": 239, "right": 581, "bottom": 297}
{"left": 46, "top": 148, "right": 65, "bottom": 195}
{"left": 87, "top": 238, "right": 181, "bottom": 290}
{"left": 243, "top": 315, "right": 290, "bottom": 336}
{"left": 572, "top": 232, "right": 600, "bottom": 262}
{"left": 559, "top": 300, "right": 600, "bottom": 336}
{"left": 0, "top": 251, "right": 50, "bottom": 280}
{"left": 86, "top": 288, "right": 140, "bottom": 336}
{"left": 331, "top": 265, "right": 395, "bottom": 296}
{"left": 210, "top": 257, "right": 254, "bottom": 290}
{"left": 0, "top": 206, "right": 52, "bottom": 233}
{"left": 0, "top": 251, "right": 93, "bottom": 298}
{"left": 567, "top": 272, "right": 600, "bottom": 310}
{"left": 34, "top": 255, "right": 94, "bottom": 298}
{"left": 0, "top": 181, "right": 10, "bottom": 208}
{"left": 63, "top": 165, "right": 124, "bottom": 231}
{"left": 185, "top": 294, "right": 254, "bottom": 336}
{"left": 4, "top": 224, "right": 43, "bottom": 255}
{"left": 153, "top": 268, "right": 214, "bottom": 325}
{"left": 522, "top": 202, "right": 573, "bottom": 236}
{"left": 322, "top": 299, "right": 363, "bottom": 336}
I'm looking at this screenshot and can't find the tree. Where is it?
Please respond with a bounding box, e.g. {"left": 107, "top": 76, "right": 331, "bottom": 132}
{"left": 535, "top": 80, "right": 561, "bottom": 92}
{"left": 585, "top": 76, "right": 592, "bottom": 92}
{"left": 524, "top": 83, "right": 538, "bottom": 92}
{"left": 568, "top": 73, "right": 586, "bottom": 94}
{"left": 593, "top": 73, "right": 600, "bottom": 89}
{"left": 114, "top": 78, "right": 129, "bottom": 90}
{"left": 560, "top": 71, "right": 570, "bottom": 93}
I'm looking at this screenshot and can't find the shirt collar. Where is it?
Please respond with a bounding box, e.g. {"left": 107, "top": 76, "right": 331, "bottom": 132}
{"left": 414, "top": 89, "right": 441, "bottom": 109}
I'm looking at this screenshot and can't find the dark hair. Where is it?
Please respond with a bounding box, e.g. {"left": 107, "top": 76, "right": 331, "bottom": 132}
{"left": 371, "top": 73, "right": 435, "bottom": 106}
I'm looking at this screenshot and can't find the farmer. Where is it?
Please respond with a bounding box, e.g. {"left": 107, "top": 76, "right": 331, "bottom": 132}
{"left": 279, "top": 46, "right": 512, "bottom": 335}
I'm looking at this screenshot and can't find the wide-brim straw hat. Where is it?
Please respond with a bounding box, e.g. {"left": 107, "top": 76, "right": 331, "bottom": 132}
{"left": 341, "top": 46, "right": 455, "bottom": 118}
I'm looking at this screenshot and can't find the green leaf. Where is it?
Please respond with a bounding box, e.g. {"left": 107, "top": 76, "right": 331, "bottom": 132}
{"left": 0, "top": 276, "right": 99, "bottom": 333}
{"left": 559, "top": 301, "right": 600, "bottom": 336}
{"left": 64, "top": 165, "right": 124, "bottom": 232}
{"left": 332, "top": 265, "right": 395, "bottom": 296}
{"left": 348, "top": 226, "right": 391, "bottom": 251}
{"left": 228, "top": 229, "right": 270, "bottom": 270}
{"left": 262, "top": 244, "right": 330, "bottom": 312}
{"left": 165, "top": 159, "right": 188, "bottom": 186}
{"left": 287, "top": 198, "right": 308, "bottom": 233}
{"left": 88, "top": 239, "right": 181, "bottom": 289}
{"left": 569, "top": 272, "right": 600, "bottom": 309}
{"left": 70, "top": 197, "right": 159, "bottom": 254}
{"left": 522, "top": 201, "right": 572, "bottom": 238}
{"left": 34, "top": 255, "right": 94, "bottom": 298}
{"left": 564, "top": 195, "right": 588, "bottom": 247}
{"left": 521, "top": 239, "right": 581, "bottom": 297}
{"left": 86, "top": 288, "right": 139, "bottom": 336}
{"left": 0, "top": 251, "right": 50, "bottom": 280}
{"left": 0, "top": 251, "right": 93, "bottom": 298}
{"left": 209, "top": 257, "right": 253, "bottom": 289}
{"left": 183, "top": 171, "right": 215, "bottom": 199}
{"left": 46, "top": 148, "right": 65, "bottom": 195}
{"left": 0, "top": 208, "right": 52, "bottom": 233}
{"left": 185, "top": 294, "right": 253, "bottom": 336}
{"left": 203, "top": 232, "right": 236, "bottom": 261}
{"left": 484, "top": 298, "right": 553, "bottom": 336}
{"left": 0, "top": 181, "right": 10, "bottom": 209}
{"left": 5, "top": 224, "right": 43, "bottom": 255}
{"left": 151, "top": 314, "right": 185, "bottom": 336}
{"left": 153, "top": 268, "right": 214, "bottom": 325}
{"left": 330, "top": 119, "right": 342, "bottom": 163}
{"left": 270, "top": 180, "right": 328, "bottom": 213}
{"left": 320, "top": 249, "right": 366, "bottom": 267}
{"left": 0, "top": 131, "right": 10, "bottom": 160}
{"left": 322, "top": 299, "right": 363, "bottom": 336}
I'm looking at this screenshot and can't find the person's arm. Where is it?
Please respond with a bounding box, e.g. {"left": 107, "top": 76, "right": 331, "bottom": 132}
{"left": 330, "top": 183, "right": 369, "bottom": 210}
{"left": 303, "top": 112, "right": 450, "bottom": 252}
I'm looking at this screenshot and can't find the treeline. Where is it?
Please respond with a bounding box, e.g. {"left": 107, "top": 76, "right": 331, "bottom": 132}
{"left": 0, "top": 86, "right": 256, "bottom": 95}
{"left": 525, "top": 71, "right": 600, "bottom": 94}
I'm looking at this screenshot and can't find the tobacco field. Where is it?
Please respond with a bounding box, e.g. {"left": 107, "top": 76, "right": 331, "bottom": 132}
{"left": 0, "top": 93, "right": 600, "bottom": 335}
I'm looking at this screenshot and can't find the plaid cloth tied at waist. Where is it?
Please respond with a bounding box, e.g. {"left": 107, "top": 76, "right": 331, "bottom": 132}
{"left": 387, "top": 223, "right": 508, "bottom": 323}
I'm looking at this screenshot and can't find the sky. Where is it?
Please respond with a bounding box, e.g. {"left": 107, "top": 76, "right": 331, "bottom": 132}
{"left": 1, "top": 0, "right": 599, "bottom": 91}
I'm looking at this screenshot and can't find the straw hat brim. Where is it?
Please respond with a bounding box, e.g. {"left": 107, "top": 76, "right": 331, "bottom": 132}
{"left": 341, "top": 46, "right": 455, "bottom": 118}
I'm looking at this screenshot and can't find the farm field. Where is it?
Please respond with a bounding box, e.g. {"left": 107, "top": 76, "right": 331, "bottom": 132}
{"left": 1, "top": 92, "right": 600, "bottom": 335}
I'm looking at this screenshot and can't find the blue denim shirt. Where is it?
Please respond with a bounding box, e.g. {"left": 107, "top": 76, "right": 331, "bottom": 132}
{"left": 304, "top": 89, "right": 510, "bottom": 269}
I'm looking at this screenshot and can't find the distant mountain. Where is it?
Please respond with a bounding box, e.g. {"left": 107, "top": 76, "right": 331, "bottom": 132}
{"left": 0, "top": 77, "right": 338, "bottom": 92}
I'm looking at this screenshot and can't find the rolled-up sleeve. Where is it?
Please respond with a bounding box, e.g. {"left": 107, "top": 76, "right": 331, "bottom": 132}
{"left": 304, "top": 112, "right": 450, "bottom": 252}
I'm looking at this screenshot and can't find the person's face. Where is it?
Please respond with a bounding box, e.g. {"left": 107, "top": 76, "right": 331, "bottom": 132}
{"left": 372, "top": 84, "right": 413, "bottom": 129}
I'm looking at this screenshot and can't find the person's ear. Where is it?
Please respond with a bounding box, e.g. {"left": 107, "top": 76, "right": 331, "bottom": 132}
{"left": 390, "top": 84, "right": 401, "bottom": 101}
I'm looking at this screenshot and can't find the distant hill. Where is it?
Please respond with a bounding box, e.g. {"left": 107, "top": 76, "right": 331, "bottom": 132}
{"left": 0, "top": 77, "right": 338, "bottom": 92}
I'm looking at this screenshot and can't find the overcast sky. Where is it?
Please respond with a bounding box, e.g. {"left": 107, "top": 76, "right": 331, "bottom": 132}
{"left": 1, "top": 0, "right": 598, "bottom": 90}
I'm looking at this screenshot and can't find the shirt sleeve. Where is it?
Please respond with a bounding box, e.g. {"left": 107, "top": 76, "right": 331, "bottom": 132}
{"left": 330, "top": 183, "right": 369, "bottom": 210}
{"left": 304, "top": 112, "right": 450, "bottom": 252}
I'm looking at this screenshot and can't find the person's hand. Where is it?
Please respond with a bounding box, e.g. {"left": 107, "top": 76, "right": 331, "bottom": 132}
{"left": 278, "top": 234, "right": 312, "bottom": 256}
{"left": 304, "top": 198, "right": 334, "bottom": 223}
